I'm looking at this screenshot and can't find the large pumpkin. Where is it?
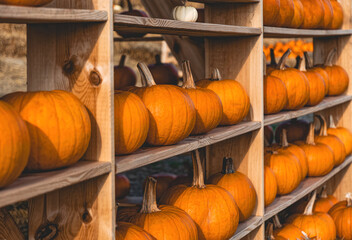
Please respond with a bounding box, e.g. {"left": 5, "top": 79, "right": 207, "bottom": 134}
{"left": 208, "top": 157, "right": 256, "bottom": 222}
{"left": 315, "top": 115, "right": 346, "bottom": 166}
{"left": 115, "top": 174, "right": 131, "bottom": 200}
{"left": 327, "top": 115, "right": 352, "bottom": 155}
{"left": 329, "top": 193, "right": 352, "bottom": 240}
{"left": 313, "top": 185, "right": 338, "bottom": 213}
{"left": 160, "top": 150, "right": 239, "bottom": 240}
{"left": 321, "top": 0, "right": 334, "bottom": 28}
{"left": 273, "top": 215, "right": 310, "bottom": 240}
{"left": 2, "top": 90, "right": 91, "bottom": 171}
{"left": 263, "top": 0, "right": 280, "bottom": 26}
{"left": 270, "top": 50, "right": 310, "bottom": 110}
{"left": 276, "top": 0, "right": 295, "bottom": 27}
{"left": 114, "top": 55, "right": 137, "bottom": 90}
{"left": 265, "top": 166, "right": 277, "bottom": 206}
{"left": 0, "top": 101, "right": 30, "bottom": 188}
{"left": 300, "top": 0, "right": 324, "bottom": 29}
{"left": 297, "top": 123, "right": 334, "bottom": 177}
{"left": 329, "top": 0, "right": 344, "bottom": 29}
{"left": 275, "top": 119, "right": 310, "bottom": 145}
{"left": 130, "top": 63, "right": 196, "bottom": 146}
{"left": 116, "top": 222, "right": 156, "bottom": 240}
{"left": 181, "top": 61, "right": 222, "bottom": 135}
{"left": 290, "top": 0, "right": 304, "bottom": 28}
{"left": 114, "top": 91, "right": 149, "bottom": 155}
{"left": 0, "top": 0, "right": 52, "bottom": 6}
{"left": 148, "top": 55, "right": 179, "bottom": 85}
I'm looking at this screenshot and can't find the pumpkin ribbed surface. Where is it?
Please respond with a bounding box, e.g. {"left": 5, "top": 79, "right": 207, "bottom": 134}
{"left": 276, "top": 0, "right": 295, "bottom": 27}
{"left": 321, "top": 0, "right": 334, "bottom": 28}
{"left": 300, "top": 0, "right": 324, "bottom": 29}
{"left": 330, "top": 0, "right": 344, "bottom": 29}
{"left": 329, "top": 193, "right": 352, "bottom": 240}
{"left": 290, "top": 0, "right": 304, "bottom": 28}
{"left": 327, "top": 115, "right": 352, "bottom": 155}
{"left": 263, "top": 0, "right": 280, "bottom": 26}
{"left": 264, "top": 74, "right": 288, "bottom": 114}
{"left": 265, "top": 166, "right": 277, "bottom": 206}
{"left": 116, "top": 222, "right": 156, "bottom": 240}
{"left": 314, "top": 186, "right": 338, "bottom": 213}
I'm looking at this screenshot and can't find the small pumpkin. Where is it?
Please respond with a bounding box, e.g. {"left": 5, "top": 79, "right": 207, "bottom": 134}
{"left": 115, "top": 174, "right": 131, "bottom": 200}
{"left": 181, "top": 60, "right": 223, "bottom": 135}
{"left": 290, "top": 0, "right": 304, "bottom": 28}
{"left": 327, "top": 115, "right": 352, "bottom": 155}
{"left": 321, "top": 0, "right": 334, "bottom": 28}
{"left": 265, "top": 126, "right": 274, "bottom": 145}
{"left": 2, "top": 90, "right": 91, "bottom": 171}
{"left": 314, "top": 115, "right": 346, "bottom": 166}
{"left": 173, "top": 5, "right": 198, "bottom": 22}
{"left": 329, "top": 0, "right": 344, "bottom": 29}
{"left": 0, "top": 101, "right": 30, "bottom": 188}
{"left": 196, "top": 68, "right": 250, "bottom": 126}
{"left": 114, "top": 55, "right": 137, "bottom": 90}
{"left": 265, "top": 166, "right": 278, "bottom": 206}
{"left": 292, "top": 191, "right": 337, "bottom": 240}
{"left": 148, "top": 55, "right": 179, "bottom": 85}
{"left": 143, "top": 173, "right": 176, "bottom": 201}
{"left": 329, "top": 192, "right": 352, "bottom": 240}
{"left": 263, "top": 0, "right": 280, "bottom": 26}
{"left": 276, "top": 0, "right": 295, "bottom": 27}
{"left": 273, "top": 215, "right": 310, "bottom": 240}
{"left": 208, "top": 157, "right": 256, "bottom": 222}
{"left": 160, "top": 150, "right": 239, "bottom": 240}
{"left": 300, "top": 0, "right": 324, "bottom": 29}
{"left": 114, "top": 91, "right": 149, "bottom": 155}
{"left": 0, "top": 0, "right": 52, "bottom": 6}
{"left": 313, "top": 185, "right": 338, "bottom": 213}
{"left": 116, "top": 222, "right": 156, "bottom": 240}
{"left": 275, "top": 119, "right": 310, "bottom": 143}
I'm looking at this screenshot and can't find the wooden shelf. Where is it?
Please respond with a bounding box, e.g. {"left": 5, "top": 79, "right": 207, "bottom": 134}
{"left": 264, "top": 95, "right": 352, "bottom": 126}
{"left": 114, "top": 36, "right": 164, "bottom": 42}
{"left": 114, "top": 14, "right": 261, "bottom": 37}
{"left": 190, "top": 0, "right": 259, "bottom": 3}
{"left": 264, "top": 26, "right": 352, "bottom": 38}
{"left": 230, "top": 216, "right": 263, "bottom": 240}
{"left": 116, "top": 121, "right": 261, "bottom": 173}
{"left": 0, "top": 5, "right": 108, "bottom": 23}
{"left": 0, "top": 161, "right": 111, "bottom": 208}
{"left": 264, "top": 155, "right": 352, "bottom": 221}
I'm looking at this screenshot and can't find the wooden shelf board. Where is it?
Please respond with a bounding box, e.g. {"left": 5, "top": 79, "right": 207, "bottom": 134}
{"left": 116, "top": 121, "right": 261, "bottom": 173}
{"left": 264, "top": 155, "right": 352, "bottom": 221}
{"left": 0, "top": 161, "right": 111, "bottom": 208}
{"left": 114, "top": 36, "right": 164, "bottom": 42}
{"left": 190, "top": 0, "right": 259, "bottom": 3}
{"left": 0, "top": 5, "right": 108, "bottom": 23}
{"left": 264, "top": 26, "right": 352, "bottom": 38}
{"left": 264, "top": 95, "right": 352, "bottom": 126}
{"left": 230, "top": 216, "right": 263, "bottom": 240}
{"left": 114, "top": 14, "right": 261, "bottom": 37}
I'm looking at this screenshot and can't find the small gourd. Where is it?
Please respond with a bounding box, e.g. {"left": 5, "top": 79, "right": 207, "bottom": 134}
{"left": 173, "top": 3, "right": 198, "bottom": 22}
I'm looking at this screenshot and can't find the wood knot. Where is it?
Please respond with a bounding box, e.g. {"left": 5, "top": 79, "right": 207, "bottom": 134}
{"left": 35, "top": 222, "right": 59, "bottom": 240}
{"left": 89, "top": 70, "right": 102, "bottom": 86}
{"left": 62, "top": 55, "right": 78, "bottom": 76}
{"left": 82, "top": 209, "right": 92, "bottom": 224}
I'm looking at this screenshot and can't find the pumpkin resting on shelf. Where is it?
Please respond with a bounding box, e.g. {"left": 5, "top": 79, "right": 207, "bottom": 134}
{"left": 265, "top": 166, "right": 278, "bottom": 207}
{"left": 327, "top": 115, "right": 352, "bottom": 155}
{"left": 116, "top": 222, "right": 156, "bottom": 240}
{"left": 313, "top": 185, "right": 338, "bottom": 213}
{"left": 329, "top": 192, "right": 352, "bottom": 240}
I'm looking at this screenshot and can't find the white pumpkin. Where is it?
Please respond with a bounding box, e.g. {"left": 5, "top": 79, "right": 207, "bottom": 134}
{"left": 172, "top": 6, "right": 198, "bottom": 22}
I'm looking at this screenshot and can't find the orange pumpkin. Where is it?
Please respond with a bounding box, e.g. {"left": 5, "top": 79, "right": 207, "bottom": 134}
{"left": 143, "top": 173, "right": 176, "bottom": 201}
{"left": 115, "top": 174, "right": 131, "bottom": 200}
{"left": 116, "top": 222, "right": 156, "bottom": 240}
{"left": 273, "top": 215, "right": 310, "bottom": 240}
{"left": 329, "top": 0, "right": 344, "bottom": 29}
{"left": 161, "top": 150, "right": 239, "bottom": 240}
{"left": 0, "top": 0, "right": 52, "bottom": 6}
{"left": 2, "top": 90, "right": 91, "bottom": 171}
{"left": 0, "top": 101, "right": 30, "bottom": 188}
{"left": 114, "top": 55, "right": 137, "bottom": 90}
{"left": 181, "top": 61, "right": 223, "bottom": 135}
{"left": 292, "top": 191, "right": 337, "bottom": 240}
{"left": 290, "top": 0, "right": 304, "bottom": 28}
{"left": 114, "top": 91, "right": 149, "bottom": 155}
{"left": 265, "top": 166, "right": 277, "bottom": 206}
{"left": 276, "top": 0, "right": 295, "bottom": 27}
{"left": 300, "top": 0, "right": 324, "bottom": 29}
{"left": 321, "top": 0, "right": 334, "bottom": 28}
{"left": 313, "top": 185, "right": 338, "bottom": 213}
{"left": 148, "top": 55, "right": 179, "bottom": 85}
{"left": 327, "top": 115, "right": 352, "bottom": 155}
{"left": 263, "top": 0, "right": 280, "bottom": 26}
{"left": 275, "top": 119, "right": 310, "bottom": 144}
{"left": 329, "top": 193, "right": 352, "bottom": 240}
{"left": 270, "top": 50, "right": 310, "bottom": 110}
{"left": 314, "top": 115, "right": 346, "bottom": 166}
{"left": 130, "top": 63, "right": 196, "bottom": 146}
{"left": 196, "top": 68, "right": 250, "bottom": 126}
{"left": 266, "top": 223, "right": 287, "bottom": 240}
{"left": 208, "top": 157, "right": 256, "bottom": 222}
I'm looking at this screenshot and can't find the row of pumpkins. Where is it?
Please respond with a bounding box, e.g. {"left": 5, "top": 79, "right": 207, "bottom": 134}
{"left": 264, "top": 48, "right": 349, "bottom": 115}
{"left": 264, "top": 40, "right": 313, "bottom": 60}
{"left": 268, "top": 189, "right": 352, "bottom": 240}
{"left": 263, "top": 0, "right": 344, "bottom": 29}
{"left": 264, "top": 115, "right": 352, "bottom": 207}
{"left": 116, "top": 149, "right": 257, "bottom": 240}
{"left": 115, "top": 60, "right": 250, "bottom": 155}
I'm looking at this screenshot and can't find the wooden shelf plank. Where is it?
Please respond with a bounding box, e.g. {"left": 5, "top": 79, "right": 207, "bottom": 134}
{"left": 230, "top": 216, "right": 263, "bottom": 240}
{"left": 116, "top": 121, "right": 261, "bottom": 173}
{"left": 264, "top": 26, "right": 352, "bottom": 38}
{"left": 264, "top": 155, "right": 352, "bottom": 221}
{"left": 114, "top": 36, "right": 164, "bottom": 42}
{"left": 0, "top": 161, "right": 111, "bottom": 208}
{"left": 264, "top": 95, "right": 352, "bottom": 126}
{"left": 190, "top": 0, "right": 259, "bottom": 3}
{"left": 114, "top": 14, "right": 261, "bottom": 37}
{"left": 0, "top": 5, "right": 108, "bottom": 23}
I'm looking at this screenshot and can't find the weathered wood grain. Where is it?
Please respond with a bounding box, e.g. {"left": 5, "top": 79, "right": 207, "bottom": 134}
{"left": 114, "top": 36, "right": 164, "bottom": 42}
{"left": 264, "top": 27, "right": 352, "bottom": 38}
{"left": 230, "top": 216, "right": 263, "bottom": 240}
{"left": 0, "top": 208, "right": 24, "bottom": 240}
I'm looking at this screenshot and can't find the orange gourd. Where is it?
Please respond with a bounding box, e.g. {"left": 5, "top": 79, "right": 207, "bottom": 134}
{"left": 265, "top": 166, "right": 277, "bottom": 206}
{"left": 2, "top": 90, "right": 91, "bottom": 171}
{"left": 300, "top": 0, "right": 324, "bottom": 29}
{"left": 181, "top": 61, "right": 223, "bottom": 135}
{"left": 208, "top": 157, "right": 256, "bottom": 222}
{"left": 327, "top": 115, "right": 352, "bottom": 155}
{"left": 273, "top": 215, "right": 310, "bottom": 240}
{"left": 0, "top": 101, "right": 30, "bottom": 188}
{"left": 329, "top": 193, "right": 352, "bottom": 240}
{"left": 329, "top": 0, "right": 344, "bottom": 29}
{"left": 161, "top": 150, "right": 239, "bottom": 240}
{"left": 196, "top": 68, "right": 250, "bottom": 126}
{"left": 321, "top": 0, "right": 334, "bottom": 28}
{"left": 114, "top": 55, "right": 137, "bottom": 90}
{"left": 292, "top": 191, "right": 337, "bottom": 240}
{"left": 143, "top": 173, "right": 176, "bottom": 201}
{"left": 275, "top": 119, "right": 310, "bottom": 143}
{"left": 148, "top": 55, "right": 179, "bottom": 85}
{"left": 276, "top": 0, "right": 295, "bottom": 27}
{"left": 0, "top": 0, "right": 52, "bottom": 6}
{"left": 114, "top": 91, "right": 149, "bottom": 155}
{"left": 263, "top": 0, "right": 280, "bottom": 26}
{"left": 290, "top": 0, "right": 304, "bottom": 28}
{"left": 115, "top": 174, "right": 131, "bottom": 200}
{"left": 313, "top": 185, "right": 338, "bottom": 213}
{"left": 116, "top": 222, "right": 156, "bottom": 240}
{"left": 315, "top": 115, "right": 346, "bottom": 166}
{"left": 130, "top": 63, "right": 196, "bottom": 146}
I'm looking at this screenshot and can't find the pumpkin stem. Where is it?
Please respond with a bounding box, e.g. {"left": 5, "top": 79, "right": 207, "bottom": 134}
{"left": 273, "top": 215, "right": 283, "bottom": 229}
{"left": 263, "top": 52, "right": 267, "bottom": 76}
{"left": 181, "top": 60, "right": 196, "bottom": 89}
{"left": 280, "top": 129, "right": 289, "bottom": 148}
{"left": 126, "top": 0, "right": 133, "bottom": 12}
{"left": 211, "top": 68, "right": 222, "bottom": 81}
{"left": 315, "top": 115, "right": 328, "bottom": 136}
{"left": 295, "top": 56, "right": 306, "bottom": 71}
{"left": 304, "top": 52, "right": 313, "bottom": 69}
{"left": 140, "top": 177, "right": 161, "bottom": 214}
{"left": 277, "top": 49, "right": 291, "bottom": 70}
{"left": 324, "top": 48, "right": 337, "bottom": 67}
{"left": 329, "top": 115, "right": 337, "bottom": 128}
{"left": 155, "top": 54, "right": 162, "bottom": 65}
{"left": 270, "top": 48, "right": 277, "bottom": 66}
{"left": 265, "top": 223, "right": 275, "bottom": 240}
{"left": 320, "top": 185, "right": 328, "bottom": 198}
{"left": 346, "top": 192, "right": 352, "bottom": 207}
{"left": 119, "top": 55, "right": 126, "bottom": 67}
{"left": 306, "top": 123, "right": 316, "bottom": 145}
{"left": 303, "top": 190, "right": 317, "bottom": 215}
{"left": 137, "top": 62, "right": 156, "bottom": 87}
{"left": 192, "top": 149, "right": 206, "bottom": 188}
{"left": 221, "top": 157, "right": 235, "bottom": 174}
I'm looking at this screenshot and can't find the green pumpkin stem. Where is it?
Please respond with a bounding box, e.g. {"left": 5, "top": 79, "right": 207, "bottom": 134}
{"left": 181, "top": 60, "right": 196, "bottom": 89}
{"left": 211, "top": 68, "right": 222, "bottom": 81}
{"left": 126, "top": 0, "right": 133, "bottom": 12}
{"left": 119, "top": 55, "right": 126, "bottom": 67}
{"left": 140, "top": 177, "right": 161, "bottom": 214}
{"left": 137, "top": 62, "right": 156, "bottom": 87}
{"left": 270, "top": 48, "right": 277, "bottom": 66}
{"left": 320, "top": 185, "right": 328, "bottom": 198}
{"left": 277, "top": 49, "right": 291, "bottom": 70}
{"left": 222, "top": 157, "right": 235, "bottom": 174}
{"left": 304, "top": 52, "right": 313, "bottom": 69}
{"left": 280, "top": 129, "right": 289, "bottom": 148}
{"left": 346, "top": 193, "right": 352, "bottom": 207}
{"left": 304, "top": 190, "right": 317, "bottom": 215}
{"left": 324, "top": 48, "right": 337, "bottom": 67}
{"left": 273, "top": 215, "right": 283, "bottom": 229}
{"left": 315, "top": 115, "right": 328, "bottom": 136}
{"left": 306, "top": 123, "right": 316, "bottom": 145}
{"left": 329, "top": 115, "right": 337, "bottom": 128}
{"left": 192, "top": 149, "right": 206, "bottom": 188}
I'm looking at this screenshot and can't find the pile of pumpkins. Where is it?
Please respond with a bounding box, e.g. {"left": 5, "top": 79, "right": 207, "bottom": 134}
{"left": 115, "top": 149, "right": 257, "bottom": 240}
{"left": 0, "top": 90, "right": 91, "bottom": 188}
{"left": 264, "top": 48, "right": 349, "bottom": 115}
{"left": 263, "top": 0, "right": 344, "bottom": 29}
{"left": 264, "top": 40, "right": 313, "bottom": 61}
{"left": 264, "top": 115, "right": 352, "bottom": 207}
{"left": 269, "top": 188, "right": 352, "bottom": 240}
{"left": 115, "top": 58, "right": 250, "bottom": 155}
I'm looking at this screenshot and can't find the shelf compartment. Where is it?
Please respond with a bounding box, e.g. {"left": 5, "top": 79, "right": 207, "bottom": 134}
{"left": 264, "top": 155, "right": 352, "bottom": 221}
{"left": 0, "top": 160, "right": 111, "bottom": 208}
{"left": 0, "top": 5, "right": 108, "bottom": 23}
{"left": 264, "top": 95, "right": 352, "bottom": 126}
{"left": 116, "top": 121, "right": 261, "bottom": 173}
{"left": 114, "top": 14, "right": 261, "bottom": 37}
{"left": 264, "top": 26, "right": 352, "bottom": 38}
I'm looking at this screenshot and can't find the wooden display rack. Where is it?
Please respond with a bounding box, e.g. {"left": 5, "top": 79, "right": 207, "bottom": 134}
{"left": 0, "top": 0, "right": 351, "bottom": 239}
